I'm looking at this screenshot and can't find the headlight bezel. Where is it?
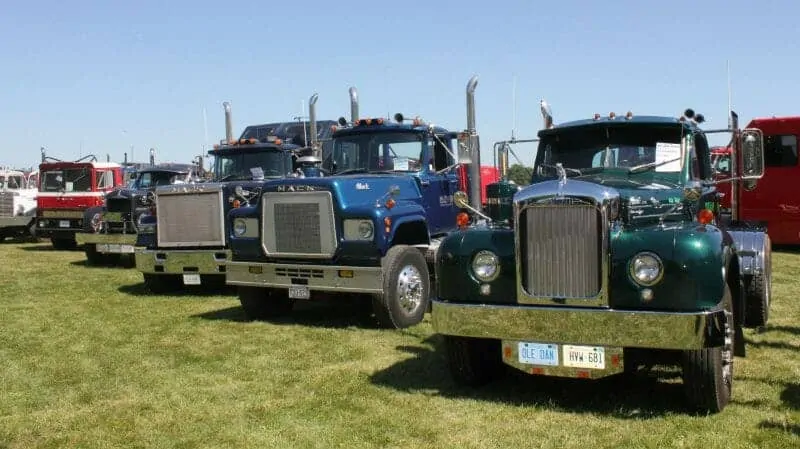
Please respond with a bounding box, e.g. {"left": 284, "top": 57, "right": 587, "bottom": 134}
{"left": 628, "top": 251, "right": 664, "bottom": 286}
{"left": 343, "top": 219, "right": 375, "bottom": 241}
{"left": 232, "top": 218, "right": 248, "bottom": 237}
{"left": 471, "top": 250, "right": 500, "bottom": 282}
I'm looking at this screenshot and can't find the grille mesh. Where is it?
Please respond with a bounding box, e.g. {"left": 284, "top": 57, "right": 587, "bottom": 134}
{"left": 523, "top": 204, "right": 601, "bottom": 298}
{"left": 0, "top": 192, "right": 13, "bottom": 217}
{"left": 157, "top": 191, "right": 223, "bottom": 246}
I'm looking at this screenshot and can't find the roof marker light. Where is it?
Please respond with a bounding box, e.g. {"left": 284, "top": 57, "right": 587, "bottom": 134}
{"left": 609, "top": 112, "right": 616, "bottom": 119}
{"left": 625, "top": 111, "right": 633, "bottom": 120}
{"left": 593, "top": 113, "right": 601, "bottom": 120}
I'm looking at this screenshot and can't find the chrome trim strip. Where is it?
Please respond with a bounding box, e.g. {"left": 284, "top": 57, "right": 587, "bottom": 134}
{"left": 226, "top": 261, "right": 383, "bottom": 294}
{"left": 134, "top": 248, "right": 230, "bottom": 274}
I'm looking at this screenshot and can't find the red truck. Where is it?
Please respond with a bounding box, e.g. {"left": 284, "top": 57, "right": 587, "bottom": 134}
{"left": 713, "top": 116, "right": 800, "bottom": 245}
{"left": 35, "top": 154, "right": 124, "bottom": 249}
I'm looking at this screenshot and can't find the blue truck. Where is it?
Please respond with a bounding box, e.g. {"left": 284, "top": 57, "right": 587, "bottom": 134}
{"left": 133, "top": 99, "right": 332, "bottom": 293}
{"left": 225, "top": 76, "right": 486, "bottom": 328}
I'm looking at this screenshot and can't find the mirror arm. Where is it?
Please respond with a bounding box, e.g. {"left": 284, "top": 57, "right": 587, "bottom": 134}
{"left": 458, "top": 201, "right": 492, "bottom": 222}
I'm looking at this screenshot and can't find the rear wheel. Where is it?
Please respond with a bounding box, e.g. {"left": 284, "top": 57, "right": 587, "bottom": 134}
{"left": 372, "top": 245, "right": 430, "bottom": 329}
{"left": 444, "top": 336, "right": 502, "bottom": 386}
{"left": 238, "top": 287, "right": 294, "bottom": 320}
{"left": 745, "top": 236, "right": 771, "bottom": 328}
{"left": 682, "top": 284, "right": 735, "bottom": 414}
{"left": 143, "top": 273, "right": 181, "bottom": 294}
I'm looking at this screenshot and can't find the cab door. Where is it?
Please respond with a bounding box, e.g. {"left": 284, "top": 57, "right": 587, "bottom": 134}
{"left": 417, "top": 135, "right": 458, "bottom": 235}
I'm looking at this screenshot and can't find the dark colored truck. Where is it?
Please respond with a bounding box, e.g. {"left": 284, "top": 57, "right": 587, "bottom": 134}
{"left": 430, "top": 105, "right": 770, "bottom": 413}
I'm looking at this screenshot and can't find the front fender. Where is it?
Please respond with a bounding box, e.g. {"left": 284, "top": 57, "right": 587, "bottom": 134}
{"left": 228, "top": 205, "right": 260, "bottom": 260}
{"left": 436, "top": 226, "right": 516, "bottom": 304}
{"left": 610, "top": 224, "right": 728, "bottom": 311}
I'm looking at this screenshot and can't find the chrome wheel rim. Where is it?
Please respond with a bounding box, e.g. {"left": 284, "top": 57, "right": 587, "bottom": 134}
{"left": 396, "top": 264, "right": 423, "bottom": 314}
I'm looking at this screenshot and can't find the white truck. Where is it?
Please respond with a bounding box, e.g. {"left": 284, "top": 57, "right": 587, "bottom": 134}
{"left": 0, "top": 168, "right": 37, "bottom": 241}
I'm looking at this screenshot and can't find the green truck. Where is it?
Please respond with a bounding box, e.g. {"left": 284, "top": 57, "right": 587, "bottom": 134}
{"left": 431, "top": 105, "right": 769, "bottom": 414}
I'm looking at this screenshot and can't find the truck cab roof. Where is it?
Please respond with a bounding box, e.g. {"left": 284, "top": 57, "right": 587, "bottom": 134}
{"left": 539, "top": 115, "right": 697, "bottom": 137}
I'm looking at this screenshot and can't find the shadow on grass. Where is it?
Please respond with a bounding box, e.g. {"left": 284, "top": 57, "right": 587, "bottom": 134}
{"left": 69, "top": 260, "right": 136, "bottom": 269}
{"left": 772, "top": 244, "right": 800, "bottom": 254}
{"left": 759, "top": 325, "right": 800, "bottom": 336}
{"left": 18, "top": 243, "right": 62, "bottom": 252}
{"left": 758, "top": 382, "right": 800, "bottom": 436}
{"left": 746, "top": 340, "right": 800, "bottom": 352}
{"left": 118, "top": 282, "right": 236, "bottom": 298}
{"left": 369, "top": 335, "right": 689, "bottom": 418}
{"left": 193, "top": 298, "right": 382, "bottom": 329}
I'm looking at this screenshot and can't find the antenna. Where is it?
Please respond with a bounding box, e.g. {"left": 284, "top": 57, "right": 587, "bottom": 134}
{"left": 727, "top": 60, "right": 732, "bottom": 129}
{"left": 511, "top": 75, "right": 517, "bottom": 141}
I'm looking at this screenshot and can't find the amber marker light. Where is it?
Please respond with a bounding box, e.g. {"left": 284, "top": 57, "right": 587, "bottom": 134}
{"left": 697, "top": 208, "right": 714, "bottom": 225}
{"left": 385, "top": 198, "right": 396, "bottom": 209}
{"left": 456, "top": 212, "right": 469, "bottom": 228}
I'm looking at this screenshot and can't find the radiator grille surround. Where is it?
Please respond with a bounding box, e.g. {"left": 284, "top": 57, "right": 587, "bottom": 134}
{"left": 261, "top": 191, "right": 337, "bottom": 258}
{"left": 513, "top": 179, "right": 618, "bottom": 308}
{"left": 156, "top": 187, "right": 225, "bottom": 247}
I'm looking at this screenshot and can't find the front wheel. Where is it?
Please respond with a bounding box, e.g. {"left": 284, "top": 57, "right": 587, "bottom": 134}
{"left": 444, "top": 336, "right": 502, "bottom": 386}
{"left": 372, "top": 245, "right": 430, "bottom": 329}
{"left": 238, "top": 287, "right": 294, "bottom": 320}
{"left": 682, "top": 284, "right": 735, "bottom": 414}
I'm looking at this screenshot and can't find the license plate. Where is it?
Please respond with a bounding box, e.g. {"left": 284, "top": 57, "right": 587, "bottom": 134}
{"left": 518, "top": 342, "right": 559, "bottom": 366}
{"left": 119, "top": 245, "right": 134, "bottom": 254}
{"left": 182, "top": 274, "right": 201, "bottom": 285}
{"left": 59, "top": 220, "right": 70, "bottom": 228}
{"left": 288, "top": 285, "right": 310, "bottom": 299}
{"left": 97, "top": 244, "right": 109, "bottom": 252}
{"left": 562, "top": 345, "right": 605, "bottom": 370}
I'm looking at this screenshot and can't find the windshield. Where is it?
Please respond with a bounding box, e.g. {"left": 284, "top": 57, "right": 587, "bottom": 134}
{"left": 239, "top": 123, "right": 284, "bottom": 141}
{"left": 136, "top": 171, "right": 184, "bottom": 188}
{"left": 41, "top": 168, "right": 92, "bottom": 192}
{"left": 712, "top": 153, "right": 731, "bottom": 176}
{"left": 213, "top": 150, "right": 290, "bottom": 181}
{"left": 0, "top": 175, "right": 24, "bottom": 189}
{"left": 332, "top": 131, "right": 424, "bottom": 174}
{"left": 535, "top": 124, "right": 686, "bottom": 177}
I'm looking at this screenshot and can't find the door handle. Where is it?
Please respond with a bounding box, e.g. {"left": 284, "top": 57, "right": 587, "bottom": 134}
{"left": 420, "top": 180, "right": 430, "bottom": 187}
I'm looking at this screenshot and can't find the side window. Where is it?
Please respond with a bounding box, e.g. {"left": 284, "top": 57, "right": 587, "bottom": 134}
{"left": 96, "top": 170, "right": 114, "bottom": 189}
{"left": 431, "top": 137, "right": 453, "bottom": 172}
{"left": 138, "top": 173, "right": 152, "bottom": 188}
{"left": 764, "top": 134, "right": 798, "bottom": 167}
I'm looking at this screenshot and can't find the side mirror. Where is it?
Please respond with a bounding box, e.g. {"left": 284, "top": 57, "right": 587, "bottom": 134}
{"left": 740, "top": 128, "right": 765, "bottom": 181}
{"left": 457, "top": 132, "right": 473, "bottom": 164}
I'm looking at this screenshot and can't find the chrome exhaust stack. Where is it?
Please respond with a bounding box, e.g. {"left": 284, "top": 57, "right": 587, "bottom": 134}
{"left": 309, "top": 93, "right": 319, "bottom": 158}
{"left": 149, "top": 148, "right": 156, "bottom": 166}
{"left": 540, "top": 100, "right": 554, "bottom": 129}
{"left": 349, "top": 87, "right": 359, "bottom": 123}
{"left": 466, "top": 75, "right": 482, "bottom": 211}
{"left": 223, "top": 101, "right": 233, "bottom": 143}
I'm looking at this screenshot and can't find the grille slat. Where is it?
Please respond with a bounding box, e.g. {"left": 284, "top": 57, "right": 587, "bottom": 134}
{"left": 0, "top": 192, "right": 13, "bottom": 217}
{"left": 157, "top": 191, "right": 224, "bottom": 247}
{"left": 524, "top": 204, "right": 600, "bottom": 298}
{"left": 262, "top": 192, "right": 336, "bottom": 258}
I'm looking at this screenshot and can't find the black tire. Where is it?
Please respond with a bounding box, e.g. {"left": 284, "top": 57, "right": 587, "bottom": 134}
{"left": 120, "top": 254, "right": 136, "bottom": 269}
{"left": 238, "top": 286, "right": 294, "bottom": 320}
{"left": 51, "top": 237, "right": 76, "bottom": 250}
{"left": 744, "top": 237, "right": 771, "bottom": 328}
{"left": 444, "top": 336, "right": 502, "bottom": 386}
{"left": 143, "top": 273, "right": 180, "bottom": 294}
{"left": 682, "top": 284, "right": 735, "bottom": 414}
{"left": 84, "top": 244, "right": 105, "bottom": 266}
{"left": 372, "top": 245, "right": 430, "bottom": 329}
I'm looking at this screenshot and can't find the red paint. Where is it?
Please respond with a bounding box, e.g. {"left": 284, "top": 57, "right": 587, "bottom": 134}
{"left": 36, "top": 161, "right": 124, "bottom": 213}
{"left": 479, "top": 165, "right": 499, "bottom": 206}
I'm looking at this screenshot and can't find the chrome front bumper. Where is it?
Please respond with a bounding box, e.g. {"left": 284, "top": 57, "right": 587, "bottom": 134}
{"left": 0, "top": 216, "right": 34, "bottom": 228}
{"left": 431, "top": 300, "right": 726, "bottom": 350}
{"left": 135, "top": 248, "right": 230, "bottom": 275}
{"left": 76, "top": 232, "right": 137, "bottom": 253}
{"left": 226, "top": 261, "right": 383, "bottom": 294}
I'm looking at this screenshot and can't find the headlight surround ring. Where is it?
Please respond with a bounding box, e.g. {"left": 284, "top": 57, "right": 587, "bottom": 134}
{"left": 471, "top": 250, "right": 500, "bottom": 282}
{"left": 629, "top": 251, "right": 664, "bottom": 286}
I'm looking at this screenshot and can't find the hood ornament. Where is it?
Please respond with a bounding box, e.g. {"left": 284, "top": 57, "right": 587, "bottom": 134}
{"left": 555, "top": 163, "right": 568, "bottom": 196}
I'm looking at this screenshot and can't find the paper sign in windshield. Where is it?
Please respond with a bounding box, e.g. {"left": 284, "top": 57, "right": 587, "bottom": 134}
{"left": 655, "top": 142, "right": 682, "bottom": 172}
{"left": 250, "top": 167, "right": 264, "bottom": 180}
{"left": 394, "top": 158, "right": 410, "bottom": 171}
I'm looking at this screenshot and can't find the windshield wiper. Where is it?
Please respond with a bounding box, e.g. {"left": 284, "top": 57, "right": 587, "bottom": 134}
{"left": 219, "top": 174, "right": 249, "bottom": 181}
{"left": 627, "top": 157, "right": 681, "bottom": 174}
{"left": 540, "top": 164, "right": 606, "bottom": 177}
{"left": 333, "top": 168, "right": 369, "bottom": 176}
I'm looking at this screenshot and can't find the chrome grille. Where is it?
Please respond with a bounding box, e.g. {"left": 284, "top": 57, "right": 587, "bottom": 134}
{"left": 523, "top": 204, "right": 601, "bottom": 298}
{"left": 262, "top": 192, "right": 336, "bottom": 258}
{"left": 156, "top": 190, "right": 225, "bottom": 247}
{"left": 0, "top": 192, "right": 13, "bottom": 217}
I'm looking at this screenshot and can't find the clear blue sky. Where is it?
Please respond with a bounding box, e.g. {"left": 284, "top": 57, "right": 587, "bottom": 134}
{"left": 1, "top": 0, "right": 797, "bottom": 171}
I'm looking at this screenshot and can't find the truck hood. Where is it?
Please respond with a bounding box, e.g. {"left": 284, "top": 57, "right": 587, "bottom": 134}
{"left": 262, "top": 175, "right": 422, "bottom": 210}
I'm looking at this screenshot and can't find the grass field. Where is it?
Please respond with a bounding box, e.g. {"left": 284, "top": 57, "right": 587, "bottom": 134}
{"left": 0, "top": 242, "right": 798, "bottom": 449}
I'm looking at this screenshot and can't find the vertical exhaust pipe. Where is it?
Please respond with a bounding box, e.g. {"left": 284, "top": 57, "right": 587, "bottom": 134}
{"left": 349, "top": 87, "right": 359, "bottom": 123}
{"left": 223, "top": 101, "right": 233, "bottom": 143}
{"left": 540, "top": 100, "right": 553, "bottom": 129}
{"left": 309, "top": 93, "right": 319, "bottom": 157}
{"left": 466, "top": 75, "right": 482, "bottom": 211}
{"left": 498, "top": 144, "right": 509, "bottom": 180}
{"left": 41, "top": 147, "right": 46, "bottom": 163}
{"left": 149, "top": 148, "right": 156, "bottom": 166}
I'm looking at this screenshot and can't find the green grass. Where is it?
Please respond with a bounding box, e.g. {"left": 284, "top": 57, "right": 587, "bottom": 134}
{"left": 0, "top": 242, "right": 798, "bottom": 449}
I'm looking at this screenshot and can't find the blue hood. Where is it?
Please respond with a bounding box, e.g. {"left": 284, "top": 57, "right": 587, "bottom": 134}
{"left": 262, "top": 174, "right": 422, "bottom": 210}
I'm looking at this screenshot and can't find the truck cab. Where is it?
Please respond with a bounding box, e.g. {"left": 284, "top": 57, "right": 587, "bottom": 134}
{"left": 132, "top": 101, "right": 316, "bottom": 293}
{"left": 35, "top": 155, "right": 124, "bottom": 249}
{"left": 0, "top": 168, "right": 38, "bottom": 241}
{"left": 76, "top": 163, "right": 199, "bottom": 266}
{"left": 226, "top": 77, "right": 482, "bottom": 329}
{"left": 430, "top": 107, "right": 770, "bottom": 414}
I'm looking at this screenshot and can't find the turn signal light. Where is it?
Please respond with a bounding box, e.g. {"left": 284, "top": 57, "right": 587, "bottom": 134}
{"left": 385, "top": 198, "right": 396, "bottom": 209}
{"left": 456, "top": 212, "right": 469, "bottom": 228}
{"left": 232, "top": 199, "right": 241, "bottom": 208}
{"left": 697, "top": 208, "right": 714, "bottom": 225}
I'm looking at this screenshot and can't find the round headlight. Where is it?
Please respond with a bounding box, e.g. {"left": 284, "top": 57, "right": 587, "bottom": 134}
{"left": 358, "top": 221, "right": 374, "bottom": 240}
{"left": 233, "top": 218, "right": 247, "bottom": 237}
{"left": 472, "top": 250, "right": 500, "bottom": 282}
{"left": 629, "top": 252, "right": 663, "bottom": 286}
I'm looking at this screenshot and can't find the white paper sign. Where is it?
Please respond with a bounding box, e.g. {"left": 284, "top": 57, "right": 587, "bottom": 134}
{"left": 654, "top": 142, "right": 682, "bottom": 172}
{"left": 394, "top": 157, "right": 410, "bottom": 171}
